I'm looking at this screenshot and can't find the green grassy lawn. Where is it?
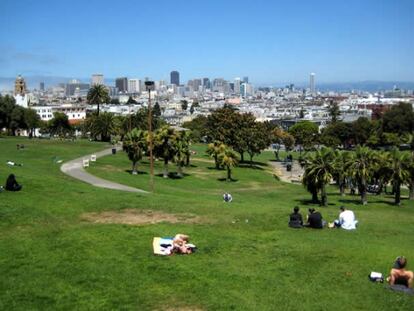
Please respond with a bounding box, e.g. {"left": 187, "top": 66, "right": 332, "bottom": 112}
{"left": 1, "top": 137, "right": 414, "bottom": 310}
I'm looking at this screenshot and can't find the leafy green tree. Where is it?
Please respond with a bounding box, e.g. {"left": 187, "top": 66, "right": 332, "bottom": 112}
{"left": 87, "top": 84, "right": 110, "bottom": 115}
{"left": 382, "top": 102, "right": 414, "bottom": 135}
{"left": 346, "top": 146, "right": 378, "bottom": 205}
{"left": 245, "top": 122, "right": 271, "bottom": 165}
{"left": 404, "top": 152, "right": 414, "bottom": 200}
{"left": 182, "top": 115, "right": 208, "bottom": 142}
{"left": 130, "top": 107, "right": 164, "bottom": 131}
{"left": 320, "top": 121, "right": 352, "bottom": 148}
{"left": 0, "top": 95, "right": 16, "bottom": 134}
{"left": 126, "top": 96, "right": 137, "bottom": 105}
{"left": 48, "top": 112, "right": 73, "bottom": 137}
{"left": 206, "top": 141, "right": 226, "bottom": 169}
{"left": 123, "top": 128, "right": 147, "bottom": 175}
{"left": 288, "top": 121, "right": 319, "bottom": 152}
{"left": 154, "top": 126, "right": 177, "bottom": 178}
{"left": 352, "top": 117, "right": 374, "bottom": 146}
{"left": 205, "top": 106, "right": 238, "bottom": 146}
{"left": 302, "top": 147, "right": 335, "bottom": 206}
{"left": 328, "top": 100, "right": 341, "bottom": 123}
{"left": 381, "top": 132, "right": 402, "bottom": 147}
{"left": 218, "top": 147, "right": 239, "bottom": 181}
{"left": 153, "top": 102, "right": 162, "bottom": 118}
{"left": 9, "top": 105, "right": 27, "bottom": 136}
{"left": 110, "top": 98, "right": 120, "bottom": 105}
{"left": 233, "top": 113, "right": 257, "bottom": 162}
{"left": 24, "top": 108, "right": 41, "bottom": 138}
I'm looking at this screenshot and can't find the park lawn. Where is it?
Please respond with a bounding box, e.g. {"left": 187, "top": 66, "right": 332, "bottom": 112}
{"left": 0, "top": 137, "right": 413, "bottom": 311}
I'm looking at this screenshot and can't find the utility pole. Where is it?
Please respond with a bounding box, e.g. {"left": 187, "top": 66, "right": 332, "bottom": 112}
{"left": 145, "top": 81, "right": 155, "bottom": 192}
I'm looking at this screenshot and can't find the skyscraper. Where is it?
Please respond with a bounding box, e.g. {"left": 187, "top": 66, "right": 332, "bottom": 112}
{"left": 243, "top": 76, "right": 249, "bottom": 83}
{"left": 91, "top": 74, "right": 104, "bottom": 85}
{"left": 116, "top": 77, "right": 128, "bottom": 93}
{"left": 310, "top": 73, "right": 315, "bottom": 95}
{"left": 170, "top": 71, "right": 180, "bottom": 86}
{"left": 234, "top": 78, "right": 241, "bottom": 95}
{"left": 128, "top": 79, "right": 140, "bottom": 93}
{"left": 39, "top": 82, "right": 45, "bottom": 91}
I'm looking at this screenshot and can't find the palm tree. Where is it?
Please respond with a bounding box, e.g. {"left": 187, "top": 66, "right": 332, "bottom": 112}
{"left": 123, "top": 129, "right": 147, "bottom": 175}
{"left": 333, "top": 150, "right": 351, "bottom": 196}
{"left": 86, "top": 112, "right": 116, "bottom": 142}
{"left": 177, "top": 130, "right": 192, "bottom": 166}
{"left": 218, "top": 147, "right": 238, "bottom": 181}
{"left": 384, "top": 148, "right": 410, "bottom": 205}
{"left": 345, "top": 146, "right": 378, "bottom": 205}
{"left": 302, "top": 147, "right": 335, "bottom": 206}
{"left": 206, "top": 141, "right": 226, "bottom": 169}
{"left": 174, "top": 131, "right": 188, "bottom": 178}
{"left": 154, "top": 126, "right": 177, "bottom": 178}
{"left": 404, "top": 152, "right": 414, "bottom": 200}
{"left": 87, "top": 84, "right": 110, "bottom": 116}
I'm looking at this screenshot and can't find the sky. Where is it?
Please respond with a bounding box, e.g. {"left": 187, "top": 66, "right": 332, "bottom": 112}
{"left": 0, "top": 0, "right": 413, "bottom": 85}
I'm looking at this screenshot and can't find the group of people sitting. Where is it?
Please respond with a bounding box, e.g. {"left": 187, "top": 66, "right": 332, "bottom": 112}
{"left": 288, "top": 206, "right": 358, "bottom": 230}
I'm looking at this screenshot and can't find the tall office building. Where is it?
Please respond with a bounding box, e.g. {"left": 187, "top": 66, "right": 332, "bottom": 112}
{"left": 65, "top": 79, "right": 90, "bottom": 96}
{"left": 91, "top": 74, "right": 104, "bottom": 85}
{"left": 116, "top": 77, "right": 128, "bottom": 93}
{"left": 243, "top": 76, "right": 249, "bottom": 83}
{"left": 310, "top": 73, "right": 316, "bottom": 95}
{"left": 234, "top": 78, "right": 241, "bottom": 95}
{"left": 39, "top": 82, "right": 45, "bottom": 91}
{"left": 203, "top": 78, "right": 210, "bottom": 89}
{"left": 170, "top": 71, "right": 180, "bottom": 85}
{"left": 128, "top": 79, "right": 140, "bottom": 93}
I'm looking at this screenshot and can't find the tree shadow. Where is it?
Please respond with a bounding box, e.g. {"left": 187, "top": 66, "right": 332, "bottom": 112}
{"left": 239, "top": 160, "right": 268, "bottom": 167}
{"left": 155, "top": 172, "right": 190, "bottom": 179}
{"left": 217, "top": 177, "right": 238, "bottom": 182}
{"left": 207, "top": 166, "right": 224, "bottom": 170}
{"left": 238, "top": 163, "right": 265, "bottom": 170}
{"left": 294, "top": 199, "right": 320, "bottom": 206}
{"left": 125, "top": 170, "right": 148, "bottom": 175}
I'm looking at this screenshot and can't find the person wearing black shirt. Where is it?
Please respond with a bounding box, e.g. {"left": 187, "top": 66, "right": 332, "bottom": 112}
{"left": 289, "top": 206, "right": 303, "bottom": 228}
{"left": 5, "top": 174, "right": 22, "bottom": 192}
{"left": 305, "top": 208, "right": 323, "bottom": 229}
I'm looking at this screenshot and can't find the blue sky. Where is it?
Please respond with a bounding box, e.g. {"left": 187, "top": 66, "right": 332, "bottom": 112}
{"left": 0, "top": 0, "right": 413, "bottom": 84}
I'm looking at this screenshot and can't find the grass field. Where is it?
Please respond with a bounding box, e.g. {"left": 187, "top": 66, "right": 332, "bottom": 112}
{"left": 1, "top": 137, "right": 414, "bottom": 310}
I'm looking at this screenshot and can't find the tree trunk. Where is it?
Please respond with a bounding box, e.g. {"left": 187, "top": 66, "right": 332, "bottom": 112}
{"left": 132, "top": 161, "right": 137, "bottom": 175}
{"left": 240, "top": 152, "right": 244, "bottom": 163}
{"left": 274, "top": 150, "right": 279, "bottom": 161}
{"left": 214, "top": 155, "right": 219, "bottom": 169}
{"left": 321, "top": 185, "right": 327, "bottom": 206}
{"left": 163, "top": 158, "right": 169, "bottom": 178}
{"left": 97, "top": 103, "right": 100, "bottom": 116}
{"left": 394, "top": 182, "right": 401, "bottom": 205}
{"left": 186, "top": 154, "right": 190, "bottom": 166}
{"left": 177, "top": 162, "right": 183, "bottom": 178}
{"left": 311, "top": 189, "right": 318, "bottom": 203}
{"left": 250, "top": 153, "right": 253, "bottom": 167}
{"left": 361, "top": 179, "right": 367, "bottom": 205}
{"left": 409, "top": 180, "right": 414, "bottom": 200}
{"left": 227, "top": 166, "right": 231, "bottom": 181}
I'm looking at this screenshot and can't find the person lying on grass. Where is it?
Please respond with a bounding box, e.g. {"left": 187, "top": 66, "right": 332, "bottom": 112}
{"left": 387, "top": 256, "right": 413, "bottom": 288}
{"left": 173, "top": 234, "right": 195, "bottom": 254}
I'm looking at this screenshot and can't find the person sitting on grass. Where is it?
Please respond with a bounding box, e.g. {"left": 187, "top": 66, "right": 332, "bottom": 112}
{"left": 387, "top": 256, "right": 413, "bottom": 288}
{"left": 334, "top": 206, "right": 358, "bottom": 230}
{"left": 5, "top": 174, "right": 22, "bottom": 192}
{"left": 305, "top": 208, "right": 324, "bottom": 229}
{"left": 289, "top": 206, "right": 303, "bottom": 228}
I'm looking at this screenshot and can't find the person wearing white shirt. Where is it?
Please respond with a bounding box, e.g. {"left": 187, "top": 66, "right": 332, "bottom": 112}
{"left": 334, "top": 206, "right": 358, "bottom": 230}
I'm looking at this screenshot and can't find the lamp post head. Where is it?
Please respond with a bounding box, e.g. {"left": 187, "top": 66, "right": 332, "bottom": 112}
{"left": 145, "top": 81, "right": 155, "bottom": 91}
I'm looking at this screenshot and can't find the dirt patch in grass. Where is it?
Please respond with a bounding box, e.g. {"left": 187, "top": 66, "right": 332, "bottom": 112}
{"left": 81, "top": 209, "right": 203, "bottom": 226}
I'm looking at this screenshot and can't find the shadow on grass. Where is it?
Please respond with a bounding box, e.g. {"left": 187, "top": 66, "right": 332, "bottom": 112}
{"left": 155, "top": 172, "right": 190, "bottom": 179}
{"left": 125, "top": 170, "right": 148, "bottom": 175}
{"left": 217, "top": 177, "right": 238, "bottom": 182}
{"left": 207, "top": 166, "right": 224, "bottom": 170}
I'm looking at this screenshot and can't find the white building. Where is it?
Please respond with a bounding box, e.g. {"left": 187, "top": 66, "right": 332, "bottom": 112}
{"left": 128, "top": 79, "right": 141, "bottom": 93}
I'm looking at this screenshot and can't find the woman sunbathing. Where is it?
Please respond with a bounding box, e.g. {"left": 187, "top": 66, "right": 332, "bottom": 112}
{"left": 173, "top": 234, "right": 193, "bottom": 254}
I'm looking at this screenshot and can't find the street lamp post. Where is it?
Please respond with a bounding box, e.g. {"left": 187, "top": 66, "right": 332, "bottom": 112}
{"left": 145, "top": 81, "right": 155, "bottom": 192}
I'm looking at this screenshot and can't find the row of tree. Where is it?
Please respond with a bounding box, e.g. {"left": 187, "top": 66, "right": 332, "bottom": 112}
{"left": 123, "top": 126, "right": 192, "bottom": 178}
{"left": 302, "top": 146, "right": 414, "bottom": 206}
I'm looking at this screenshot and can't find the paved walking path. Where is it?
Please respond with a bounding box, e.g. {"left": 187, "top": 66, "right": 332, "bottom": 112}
{"left": 61, "top": 146, "right": 148, "bottom": 193}
{"left": 269, "top": 160, "right": 304, "bottom": 184}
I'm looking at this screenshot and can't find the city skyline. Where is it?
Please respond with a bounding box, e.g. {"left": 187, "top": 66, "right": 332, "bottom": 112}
{"left": 1, "top": 0, "right": 413, "bottom": 84}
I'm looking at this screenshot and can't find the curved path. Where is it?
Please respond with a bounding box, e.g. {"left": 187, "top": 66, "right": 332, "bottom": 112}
{"left": 269, "top": 160, "right": 304, "bottom": 184}
{"left": 61, "top": 146, "right": 148, "bottom": 193}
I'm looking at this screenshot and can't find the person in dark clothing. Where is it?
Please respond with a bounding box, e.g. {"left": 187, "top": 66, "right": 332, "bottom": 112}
{"left": 5, "top": 174, "right": 22, "bottom": 192}
{"left": 305, "top": 208, "right": 323, "bottom": 229}
{"left": 289, "top": 206, "right": 303, "bottom": 228}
